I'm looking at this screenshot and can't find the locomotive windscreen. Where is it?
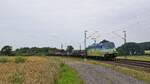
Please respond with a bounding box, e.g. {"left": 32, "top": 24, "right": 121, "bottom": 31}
{"left": 102, "top": 42, "right": 115, "bottom": 49}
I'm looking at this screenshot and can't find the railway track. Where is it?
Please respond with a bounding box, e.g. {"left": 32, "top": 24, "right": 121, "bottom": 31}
{"left": 113, "top": 59, "right": 150, "bottom": 68}
{"left": 82, "top": 56, "right": 150, "bottom": 69}
{"left": 52, "top": 55, "right": 150, "bottom": 71}
{"left": 79, "top": 56, "right": 150, "bottom": 71}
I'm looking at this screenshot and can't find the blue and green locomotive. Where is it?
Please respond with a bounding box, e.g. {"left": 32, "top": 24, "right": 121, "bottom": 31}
{"left": 87, "top": 40, "right": 117, "bottom": 59}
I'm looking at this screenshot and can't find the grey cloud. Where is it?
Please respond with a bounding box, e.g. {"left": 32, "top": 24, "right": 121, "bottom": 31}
{"left": 0, "top": 0, "right": 150, "bottom": 49}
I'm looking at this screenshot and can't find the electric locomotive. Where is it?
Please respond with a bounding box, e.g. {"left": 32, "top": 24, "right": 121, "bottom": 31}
{"left": 87, "top": 40, "right": 117, "bottom": 59}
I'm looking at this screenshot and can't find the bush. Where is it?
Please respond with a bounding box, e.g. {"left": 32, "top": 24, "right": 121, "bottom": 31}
{"left": 15, "top": 56, "right": 26, "bottom": 63}
{"left": 0, "top": 57, "right": 9, "bottom": 63}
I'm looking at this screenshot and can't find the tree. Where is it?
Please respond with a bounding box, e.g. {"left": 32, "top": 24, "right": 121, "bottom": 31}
{"left": 138, "top": 42, "right": 150, "bottom": 50}
{"left": 15, "top": 47, "right": 58, "bottom": 56}
{"left": 1, "top": 45, "right": 13, "bottom": 56}
{"left": 66, "top": 45, "right": 74, "bottom": 55}
{"left": 15, "top": 47, "right": 31, "bottom": 56}
{"left": 117, "top": 42, "right": 144, "bottom": 55}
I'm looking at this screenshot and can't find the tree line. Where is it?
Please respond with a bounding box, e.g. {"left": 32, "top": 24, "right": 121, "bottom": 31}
{"left": 0, "top": 45, "right": 74, "bottom": 56}
{"left": 0, "top": 41, "right": 150, "bottom": 56}
{"left": 117, "top": 42, "right": 150, "bottom": 55}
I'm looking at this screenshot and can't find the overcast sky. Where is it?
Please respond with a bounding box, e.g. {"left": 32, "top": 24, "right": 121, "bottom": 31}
{"left": 0, "top": 0, "right": 150, "bottom": 49}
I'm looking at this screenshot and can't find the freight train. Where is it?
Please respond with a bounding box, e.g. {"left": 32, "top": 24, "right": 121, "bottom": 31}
{"left": 87, "top": 40, "right": 117, "bottom": 59}
{"left": 50, "top": 40, "right": 117, "bottom": 59}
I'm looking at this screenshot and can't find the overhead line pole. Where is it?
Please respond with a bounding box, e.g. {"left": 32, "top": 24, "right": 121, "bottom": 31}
{"left": 84, "top": 30, "right": 87, "bottom": 60}
{"left": 123, "top": 30, "right": 127, "bottom": 59}
{"left": 79, "top": 44, "right": 81, "bottom": 51}
{"left": 112, "top": 30, "right": 127, "bottom": 59}
{"left": 123, "top": 31, "right": 127, "bottom": 44}
{"left": 61, "top": 43, "right": 63, "bottom": 50}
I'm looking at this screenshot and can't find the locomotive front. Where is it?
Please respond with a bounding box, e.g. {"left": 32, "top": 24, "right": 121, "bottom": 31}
{"left": 87, "top": 40, "right": 117, "bottom": 59}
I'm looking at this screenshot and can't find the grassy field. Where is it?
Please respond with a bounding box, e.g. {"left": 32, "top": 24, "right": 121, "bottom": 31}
{"left": 57, "top": 63, "right": 83, "bottom": 84}
{"left": 0, "top": 56, "right": 83, "bottom": 84}
{"left": 117, "top": 55, "right": 150, "bottom": 61}
{"left": 1, "top": 56, "right": 149, "bottom": 84}
{"left": 0, "top": 56, "right": 59, "bottom": 84}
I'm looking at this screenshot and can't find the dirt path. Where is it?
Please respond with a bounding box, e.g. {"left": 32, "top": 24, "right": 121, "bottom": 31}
{"left": 67, "top": 61, "right": 147, "bottom": 84}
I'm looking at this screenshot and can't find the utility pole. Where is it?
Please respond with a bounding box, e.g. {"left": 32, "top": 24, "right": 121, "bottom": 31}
{"left": 79, "top": 44, "right": 81, "bottom": 51}
{"left": 61, "top": 43, "right": 63, "bottom": 50}
{"left": 84, "top": 30, "right": 87, "bottom": 60}
{"left": 123, "top": 31, "right": 127, "bottom": 44}
{"left": 112, "top": 30, "right": 127, "bottom": 59}
{"left": 123, "top": 30, "right": 127, "bottom": 59}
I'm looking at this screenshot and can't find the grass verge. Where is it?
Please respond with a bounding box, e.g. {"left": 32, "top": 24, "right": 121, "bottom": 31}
{"left": 0, "top": 57, "right": 9, "bottom": 63}
{"left": 90, "top": 61, "right": 150, "bottom": 83}
{"left": 117, "top": 55, "right": 150, "bottom": 61}
{"left": 57, "top": 63, "right": 83, "bottom": 84}
{"left": 0, "top": 56, "right": 27, "bottom": 63}
{"left": 15, "top": 56, "right": 26, "bottom": 63}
